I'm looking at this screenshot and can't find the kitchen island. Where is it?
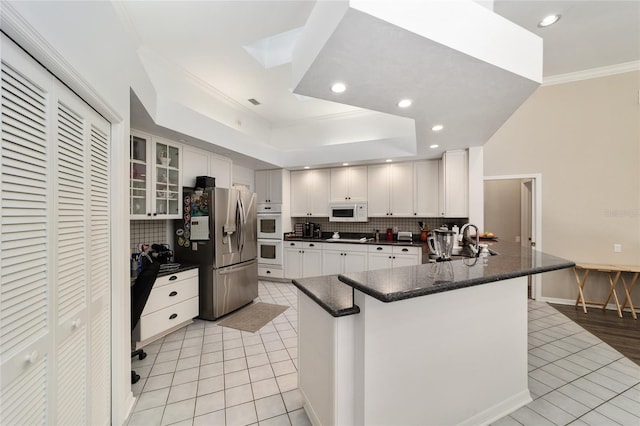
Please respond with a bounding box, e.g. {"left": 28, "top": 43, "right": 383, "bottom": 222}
{"left": 292, "top": 244, "right": 574, "bottom": 426}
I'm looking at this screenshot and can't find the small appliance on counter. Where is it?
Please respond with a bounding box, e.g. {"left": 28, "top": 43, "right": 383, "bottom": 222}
{"left": 397, "top": 231, "right": 413, "bottom": 242}
{"left": 303, "top": 222, "right": 317, "bottom": 238}
{"left": 313, "top": 223, "right": 322, "bottom": 239}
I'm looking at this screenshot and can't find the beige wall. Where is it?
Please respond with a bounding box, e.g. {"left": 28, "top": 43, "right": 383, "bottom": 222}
{"left": 484, "top": 71, "right": 640, "bottom": 307}
{"left": 484, "top": 180, "right": 522, "bottom": 244}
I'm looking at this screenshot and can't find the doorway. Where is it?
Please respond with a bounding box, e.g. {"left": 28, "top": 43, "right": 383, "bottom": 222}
{"left": 484, "top": 174, "right": 542, "bottom": 299}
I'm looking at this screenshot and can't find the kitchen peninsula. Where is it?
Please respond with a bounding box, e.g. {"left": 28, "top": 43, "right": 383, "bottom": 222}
{"left": 293, "top": 243, "right": 575, "bottom": 426}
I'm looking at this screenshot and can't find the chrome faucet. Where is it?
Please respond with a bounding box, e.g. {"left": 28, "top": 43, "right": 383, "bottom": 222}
{"left": 459, "top": 223, "right": 480, "bottom": 257}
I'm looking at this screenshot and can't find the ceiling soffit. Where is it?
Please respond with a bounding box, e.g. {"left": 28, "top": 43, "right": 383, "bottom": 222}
{"left": 292, "top": 0, "right": 543, "bottom": 153}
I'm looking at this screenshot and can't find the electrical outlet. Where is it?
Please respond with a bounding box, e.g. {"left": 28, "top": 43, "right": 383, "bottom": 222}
{"left": 614, "top": 243, "right": 622, "bottom": 253}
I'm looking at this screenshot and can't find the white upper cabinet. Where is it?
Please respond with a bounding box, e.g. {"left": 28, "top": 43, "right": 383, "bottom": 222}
{"left": 255, "top": 169, "right": 284, "bottom": 204}
{"left": 440, "top": 150, "right": 468, "bottom": 217}
{"left": 330, "top": 166, "right": 367, "bottom": 202}
{"left": 413, "top": 160, "right": 440, "bottom": 217}
{"left": 130, "top": 130, "right": 182, "bottom": 219}
{"left": 290, "top": 169, "right": 330, "bottom": 217}
{"left": 367, "top": 163, "right": 414, "bottom": 217}
{"left": 182, "top": 145, "right": 232, "bottom": 189}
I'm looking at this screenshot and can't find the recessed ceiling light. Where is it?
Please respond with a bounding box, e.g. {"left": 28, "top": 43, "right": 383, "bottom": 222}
{"left": 303, "top": 166, "right": 310, "bottom": 169}
{"left": 538, "top": 14, "right": 561, "bottom": 27}
{"left": 397, "top": 99, "right": 412, "bottom": 108}
{"left": 385, "top": 159, "right": 392, "bottom": 163}
{"left": 331, "top": 82, "right": 346, "bottom": 93}
{"left": 432, "top": 124, "right": 444, "bottom": 132}
{"left": 429, "top": 144, "right": 439, "bottom": 149}
{"left": 342, "top": 163, "right": 349, "bottom": 166}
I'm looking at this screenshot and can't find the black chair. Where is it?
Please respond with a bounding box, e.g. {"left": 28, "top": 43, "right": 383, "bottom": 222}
{"left": 131, "top": 261, "right": 161, "bottom": 384}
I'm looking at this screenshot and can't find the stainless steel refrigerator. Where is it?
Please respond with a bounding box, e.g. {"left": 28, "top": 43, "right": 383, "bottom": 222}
{"left": 174, "top": 187, "right": 258, "bottom": 320}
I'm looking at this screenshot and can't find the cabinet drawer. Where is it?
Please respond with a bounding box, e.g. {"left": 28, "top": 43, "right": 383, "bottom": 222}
{"left": 302, "top": 242, "right": 321, "bottom": 249}
{"left": 258, "top": 266, "right": 284, "bottom": 279}
{"left": 285, "top": 241, "right": 302, "bottom": 249}
{"left": 143, "top": 277, "right": 198, "bottom": 315}
{"left": 368, "top": 245, "right": 392, "bottom": 254}
{"left": 139, "top": 296, "right": 199, "bottom": 341}
{"left": 154, "top": 268, "right": 198, "bottom": 288}
{"left": 393, "top": 246, "right": 419, "bottom": 256}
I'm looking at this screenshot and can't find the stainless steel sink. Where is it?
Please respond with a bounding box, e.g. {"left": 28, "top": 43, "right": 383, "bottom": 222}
{"left": 325, "top": 238, "right": 373, "bottom": 243}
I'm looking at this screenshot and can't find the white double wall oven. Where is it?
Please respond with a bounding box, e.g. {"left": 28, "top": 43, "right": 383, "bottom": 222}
{"left": 257, "top": 204, "right": 284, "bottom": 266}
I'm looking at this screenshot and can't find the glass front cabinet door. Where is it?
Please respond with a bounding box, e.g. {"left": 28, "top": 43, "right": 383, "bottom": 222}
{"left": 130, "top": 130, "right": 182, "bottom": 219}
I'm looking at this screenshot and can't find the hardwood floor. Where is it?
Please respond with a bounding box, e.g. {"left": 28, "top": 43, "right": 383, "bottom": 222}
{"left": 550, "top": 303, "right": 640, "bottom": 366}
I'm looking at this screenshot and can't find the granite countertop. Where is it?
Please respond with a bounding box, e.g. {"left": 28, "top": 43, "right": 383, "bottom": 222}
{"left": 292, "top": 275, "right": 361, "bottom": 317}
{"left": 338, "top": 241, "right": 575, "bottom": 302}
{"left": 131, "top": 263, "right": 199, "bottom": 284}
{"left": 284, "top": 235, "right": 423, "bottom": 248}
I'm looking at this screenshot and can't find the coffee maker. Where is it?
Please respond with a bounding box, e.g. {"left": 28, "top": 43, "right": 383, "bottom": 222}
{"left": 303, "top": 222, "right": 313, "bottom": 238}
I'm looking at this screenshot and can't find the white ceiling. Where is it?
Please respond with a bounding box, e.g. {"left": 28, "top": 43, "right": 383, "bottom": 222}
{"left": 124, "top": 1, "right": 640, "bottom": 170}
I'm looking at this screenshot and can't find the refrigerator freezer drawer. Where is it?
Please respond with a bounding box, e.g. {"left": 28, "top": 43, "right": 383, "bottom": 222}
{"left": 199, "top": 259, "right": 258, "bottom": 320}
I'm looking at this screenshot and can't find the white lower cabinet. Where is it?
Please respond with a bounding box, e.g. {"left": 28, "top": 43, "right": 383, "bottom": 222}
{"left": 322, "top": 244, "right": 368, "bottom": 275}
{"left": 284, "top": 242, "right": 322, "bottom": 279}
{"left": 284, "top": 242, "right": 420, "bottom": 278}
{"left": 367, "top": 245, "right": 421, "bottom": 271}
{"left": 135, "top": 268, "right": 199, "bottom": 346}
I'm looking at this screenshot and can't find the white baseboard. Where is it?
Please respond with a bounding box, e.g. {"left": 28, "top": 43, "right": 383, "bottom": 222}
{"left": 458, "top": 389, "right": 532, "bottom": 426}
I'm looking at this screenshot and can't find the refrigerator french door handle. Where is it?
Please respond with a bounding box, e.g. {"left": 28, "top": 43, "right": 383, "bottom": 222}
{"left": 236, "top": 197, "right": 243, "bottom": 253}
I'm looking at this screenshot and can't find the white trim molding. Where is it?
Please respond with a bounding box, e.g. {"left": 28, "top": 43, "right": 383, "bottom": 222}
{"left": 543, "top": 61, "right": 640, "bottom": 86}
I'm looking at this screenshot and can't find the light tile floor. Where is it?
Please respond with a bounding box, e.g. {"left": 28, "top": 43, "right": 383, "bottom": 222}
{"left": 128, "top": 281, "right": 640, "bottom": 426}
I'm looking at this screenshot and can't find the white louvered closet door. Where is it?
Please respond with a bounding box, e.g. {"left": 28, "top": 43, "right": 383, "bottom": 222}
{"left": 0, "top": 34, "right": 111, "bottom": 425}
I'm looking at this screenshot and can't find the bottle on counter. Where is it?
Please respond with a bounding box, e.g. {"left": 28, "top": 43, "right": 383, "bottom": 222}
{"left": 375, "top": 229, "right": 380, "bottom": 242}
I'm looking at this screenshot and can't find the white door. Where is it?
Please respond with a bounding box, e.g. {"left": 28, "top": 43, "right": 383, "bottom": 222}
{"left": 389, "top": 162, "right": 414, "bottom": 216}
{"left": 0, "top": 35, "right": 111, "bottom": 425}
{"left": 322, "top": 249, "right": 344, "bottom": 275}
{"left": 343, "top": 251, "right": 368, "bottom": 273}
{"left": 367, "top": 164, "right": 390, "bottom": 217}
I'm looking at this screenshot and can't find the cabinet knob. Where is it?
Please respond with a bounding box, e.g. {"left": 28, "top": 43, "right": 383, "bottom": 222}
{"left": 169, "top": 291, "right": 178, "bottom": 297}
{"left": 147, "top": 213, "right": 152, "bottom": 216}
{"left": 309, "top": 243, "right": 315, "bottom": 247}
{"left": 290, "top": 243, "right": 295, "bottom": 246}
{"left": 169, "top": 313, "right": 178, "bottom": 320}
{"left": 153, "top": 213, "right": 157, "bottom": 216}
{"left": 388, "top": 256, "right": 392, "bottom": 259}
{"left": 402, "top": 248, "right": 408, "bottom": 252}
{"left": 72, "top": 318, "right": 82, "bottom": 329}
{"left": 169, "top": 275, "right": 178, "bottom": 281}
{"left": 25, "top": 350, "right": 39, "bottom": 364}
{"left": 376, "top": 247, "right": 383, "bottom": 250}
{"left": 266, "top": 270, "right": 271, "bottom": 274}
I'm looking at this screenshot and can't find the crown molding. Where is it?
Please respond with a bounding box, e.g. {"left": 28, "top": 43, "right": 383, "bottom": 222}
{"left": 542, "top": 61, "right": 640, "bottom": 86}
{"left": 0, "top": 1, "right": 121, "bottom": 122}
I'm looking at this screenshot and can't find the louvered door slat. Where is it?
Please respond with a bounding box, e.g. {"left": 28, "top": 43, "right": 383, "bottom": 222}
{"left": 1, "top": 357, "right": 47, "bottom": 425}
{"left": 0, "top": 59, "right": 49, "bottom": 361}
{"left": 56, "top": 100, "right": 86, "bottom": 321}
{"left": 56, "top": 328, "right": 86, "bottom": 426}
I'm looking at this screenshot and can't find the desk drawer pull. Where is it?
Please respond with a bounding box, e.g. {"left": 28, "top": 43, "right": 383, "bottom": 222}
{"left": 169, "top": 291, "right": 178, "bottom": 297}
{"left": 169, "top": 313, "right": 178, "bottom": 320}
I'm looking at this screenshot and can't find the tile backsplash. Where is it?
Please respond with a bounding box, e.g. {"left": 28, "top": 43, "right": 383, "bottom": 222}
{"left": 292, "top": 217, "right": 468, "bottom": 236}
{"left": 130, "top": 220, "right": 170, "bottom": 254}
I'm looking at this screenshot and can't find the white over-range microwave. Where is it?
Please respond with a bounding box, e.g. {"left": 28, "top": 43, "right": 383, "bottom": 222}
{"left": 329, "top": 202, "right": 368, "bottom": 222}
